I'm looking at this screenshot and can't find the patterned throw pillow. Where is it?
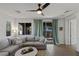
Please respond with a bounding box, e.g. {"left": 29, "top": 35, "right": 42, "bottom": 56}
{"left": 11, "top": 39, "right": 16, "bottom": 45}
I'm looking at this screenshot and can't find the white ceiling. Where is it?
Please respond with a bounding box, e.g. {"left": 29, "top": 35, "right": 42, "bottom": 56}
{"left": 0, "top": 3, "right": 79, "bottom": 19}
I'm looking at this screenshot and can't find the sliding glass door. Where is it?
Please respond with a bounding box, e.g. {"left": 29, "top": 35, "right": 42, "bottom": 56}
{"left": 43, "top": 22, "right": 53, "bottom": 44}
{"left": 43, "top": 22, "right": 52, "bottom": 38}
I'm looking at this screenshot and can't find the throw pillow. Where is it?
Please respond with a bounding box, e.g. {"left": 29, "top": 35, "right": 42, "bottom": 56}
{"left": 7, "top": 39, "right": 12, "bottom": 45}
{"left": 11, "top": 39, "right": 16, "bottom": 45}
{"left": 39, "top": 37, "right": 45, "bottom": 43}
{"left": 17, "top": 40, "right": 22, "bottom": 44}
{"left": 14, "top": 39, "right": 23, "bottom": 45}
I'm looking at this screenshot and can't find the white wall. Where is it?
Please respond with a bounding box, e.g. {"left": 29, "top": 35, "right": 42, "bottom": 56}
{"left": 58, "top": 19, "right": 65, "bottom": 44}
{"left": 64, "top": 19, "right": 70, "bottom": 45}
{"left": 64, "top": 14, "right": 77, "bottom": 46}
{"left": 58, "top": 13, "right": 77, "bottom": 46}
{"left": 0, "top": 16, "right": 13, "bottom": 39}
{"left": 69, "top": 19, "right": 77, "bottom": 48}
{"left": 75, "top": 12, "right": 79, "bottom": 52}
{"left": 0, "top": 17, "right": 6, "bottom": 39}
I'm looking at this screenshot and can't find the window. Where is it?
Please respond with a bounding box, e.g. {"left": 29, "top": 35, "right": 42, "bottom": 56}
{"left": 18, "top": 23, "right": 31, "bottom": 35}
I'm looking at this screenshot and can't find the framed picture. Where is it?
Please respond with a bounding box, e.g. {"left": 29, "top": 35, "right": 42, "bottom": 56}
{"left": 59, "top": 27, "right": 63, "bottom": 31}
{"left": 6, "top": 21, "right": 11, "bottom": 36}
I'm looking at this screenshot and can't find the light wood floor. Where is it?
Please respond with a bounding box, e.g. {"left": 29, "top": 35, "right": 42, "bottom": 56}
{"left": 37, "top": 44, "right": 78, "bottom": 56}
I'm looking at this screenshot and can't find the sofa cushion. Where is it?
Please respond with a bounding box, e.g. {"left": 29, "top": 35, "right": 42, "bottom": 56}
{"left": 14, "top": 39, "right": 23, "bottom": 45}
{"left": 0, "top": 38, "right": 9, "bottom": 50}
{"left": 26, "top": 36, "right": 35, "bottom": 41}
{"left": 1, "top": 45, "right": 19, "bottom": 54}
{"left": 11, "top": 39, "right": 23, "bottom": 45}
{"left": 17, "top": 37, "right": 26, "bottom": 43}
{"left": 22, "top": 42, "right": 44, "bottom": 46}
{"left": 0, "top": 51, "right": 9, "bottom": 56}
{"left": 33, "top": 42, "right": 44, "bottom": 45}
{"left": 22, "top": 42, "right": 35, "bottom": 45}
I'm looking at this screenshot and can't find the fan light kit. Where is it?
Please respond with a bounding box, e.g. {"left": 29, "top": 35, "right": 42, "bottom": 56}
{"left": 37, "top": 10, "right": 42, "bottom": 14}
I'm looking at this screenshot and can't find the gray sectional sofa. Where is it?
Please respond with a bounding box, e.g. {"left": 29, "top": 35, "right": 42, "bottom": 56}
{"left": 0, "top": 36, "right": 46, "bottom": 56}
{"left": 0, "top": 38, "right": 21, "bottom": 56}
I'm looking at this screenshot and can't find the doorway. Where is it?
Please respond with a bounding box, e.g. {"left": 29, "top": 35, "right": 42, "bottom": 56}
{"left": 69, "top": 19, "right": 77, "bottom": 48}
{"left": 43, "top": 22, "right": 53, "bottom": 44}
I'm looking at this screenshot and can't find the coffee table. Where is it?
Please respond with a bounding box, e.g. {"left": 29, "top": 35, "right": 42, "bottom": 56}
{"left": 15, "top": 47, "right": 38, "bottom": 56}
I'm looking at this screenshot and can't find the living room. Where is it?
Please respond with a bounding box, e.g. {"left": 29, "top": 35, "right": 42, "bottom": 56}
{"left": 0, "top": 3, "right": 79, "bottom": 56}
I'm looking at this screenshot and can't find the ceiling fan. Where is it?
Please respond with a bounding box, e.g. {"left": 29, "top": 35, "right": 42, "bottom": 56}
{"left": 26, "top": 3, "right": 50, "bottom": 16}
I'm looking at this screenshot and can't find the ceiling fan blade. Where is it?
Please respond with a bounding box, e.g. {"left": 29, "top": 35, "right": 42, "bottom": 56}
{"left": 26, "top": 10, "right": 37, "bottom": 12}
{"left": 42, "top": 3, "right": 50, "bottom": 10}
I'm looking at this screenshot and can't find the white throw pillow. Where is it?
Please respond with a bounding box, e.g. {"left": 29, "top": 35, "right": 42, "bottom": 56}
{"left": 39, "top": 37, "right": 45, "bottom": 42}
{"left": 14, "top": 39, "right": 23, "bottom": 45}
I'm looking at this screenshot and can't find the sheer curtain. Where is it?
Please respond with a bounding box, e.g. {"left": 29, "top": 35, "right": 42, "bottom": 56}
{"left": 52, "top": 19, "right": 59, "bottom": 45}
{"left": 34, "top": 20, "right": 43, "bottom": 37}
